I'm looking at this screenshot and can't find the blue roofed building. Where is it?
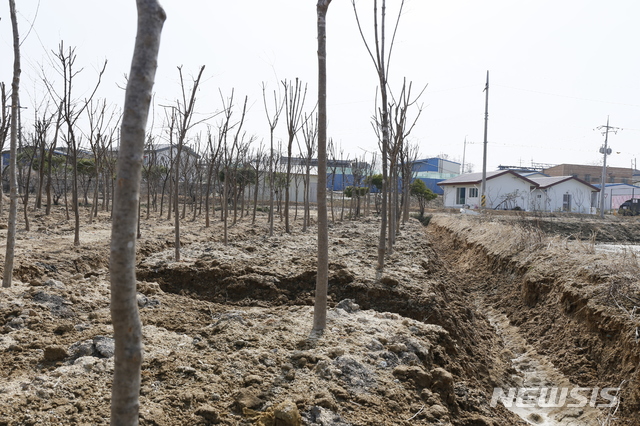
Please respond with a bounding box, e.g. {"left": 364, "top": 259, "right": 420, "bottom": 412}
{"left": 411, "top": 157, "right": 461, "bottom": 195}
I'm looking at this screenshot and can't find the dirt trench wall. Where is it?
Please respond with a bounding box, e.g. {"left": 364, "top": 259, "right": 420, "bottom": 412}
{"left": 135, "top": 248, "right": 509, "bottom": 393}
{"left": 430, "top": 214, "right": 640, "bottom": 424}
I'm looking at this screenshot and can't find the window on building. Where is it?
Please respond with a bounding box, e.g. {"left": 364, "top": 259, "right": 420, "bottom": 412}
{"left": 584, "top": 174, "right": 591, "bottom": 182}
{"left": 468, "top": 187, "right": 478, "bottom": 198}
{"left": 609, "top": 175, "right": 615, "bottom": 183}
{"left": 563, "top": 193, "right": 572, "bottom": 212}
{"left": 622, "top": 178, "right": 629, "bottom": 184}
{"left": 456, "top": 187, "right": 466, "bottom": 205}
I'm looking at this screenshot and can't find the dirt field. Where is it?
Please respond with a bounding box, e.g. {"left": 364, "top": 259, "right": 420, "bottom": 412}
{"left": 0, "top": 207, "right": 638, "bottom": 425}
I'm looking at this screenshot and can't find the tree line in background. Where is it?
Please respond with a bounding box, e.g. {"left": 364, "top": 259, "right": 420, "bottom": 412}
{"left": 0, "top": 103, "right": 434, "bottom": 223}
{"left": 0, "top": 61, "right": 434, "bottom": 251}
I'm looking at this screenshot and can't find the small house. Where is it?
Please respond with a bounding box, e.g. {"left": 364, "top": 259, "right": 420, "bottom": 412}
{"left": 438, "top": 170, "right": 600, "bottom": 213}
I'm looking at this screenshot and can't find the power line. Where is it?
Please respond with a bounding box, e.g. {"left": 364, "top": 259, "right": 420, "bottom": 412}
{"left": 495, "top": 84, "right": 640, "bottom": 108}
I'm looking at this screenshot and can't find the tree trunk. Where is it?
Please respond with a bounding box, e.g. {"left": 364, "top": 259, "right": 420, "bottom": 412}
{"left": 285, "top": 152, "right": 291, "bottom": 233}
{"left": 205, "top": 183, "right": 211, "bottom": 227}
{"left": 146, "top": 168, "right": 151, "bottom": 219}
{"left": 63, "top": 147, "right": 70, "bottom": 220}
{"left": 22, "top": 144, "right": 37, "bottom": 232}
{"left": 252, "top": 165, "right": 259, "bottom": 225}
{"left": 35, "top": 130, "right": 46, "bottom": 209}
{"left": 223, "top": 170, "right": 229, "bottom": 245}
{"left": 110, "top": 1, "right": 165, "bottom": 424}
{"left": 71, "top": 138, "right": 80, "bottom": 245}
{"left": 3, "top": 0, "right": 20, "bottom": 288}
{"left": 269, "top": 150, "right": 275, "bottom": 236}
{"left": 313, "top": 0, "right": 331, "bottom": 331}
{"left": 302, "top": 173, "right": 308, "bottom": 232}
{"left": 174, "top": 146, "right": 181, "bottom": 261}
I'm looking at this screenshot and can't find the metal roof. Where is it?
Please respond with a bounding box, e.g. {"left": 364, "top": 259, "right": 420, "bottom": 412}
{"left": 438, "top": 171, "right": 600, "bottom": 191}
{"left": 437, "top": 170, "right": 537, "bottom": 186}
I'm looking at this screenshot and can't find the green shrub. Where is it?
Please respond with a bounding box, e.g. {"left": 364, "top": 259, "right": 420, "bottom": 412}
{"left": 344, "top": 186, "right": 369, "bottom": 198}
{"left": 411, "top": 213, "right": 432, "bottom": 226}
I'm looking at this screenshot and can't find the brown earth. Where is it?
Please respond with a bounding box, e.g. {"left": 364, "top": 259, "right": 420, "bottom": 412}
{"left": 429, "top": 213, "right": 640, "bottom": 426}
{"left": 0, "top": 206, "right": 637, "bottom": 425}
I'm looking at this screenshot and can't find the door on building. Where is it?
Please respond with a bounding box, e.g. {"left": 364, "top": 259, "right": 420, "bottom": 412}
{"left": 456, "top": 187, "right": 466, "bottom": 205}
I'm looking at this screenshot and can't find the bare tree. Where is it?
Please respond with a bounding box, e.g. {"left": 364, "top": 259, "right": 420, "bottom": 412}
{"left": 313, "top": 0, "right": 332, "bottom": 332}
{"left": 34, "top": 104, "right": 54, "bottom": 211}
{"left": 142, "top": 134, "right": 157, "bottom": 219}
{"left": 102, "top": 133, "right": 117, "bottom": 214}
{"left": 4, "top": 0, "right": 20, "bottom": 288}
{"left": 388, "top": 79, "right": 424, "bottom": 240}
{"left": 44, "top": 102, "right": 64, "bottom": 215}
{"left": 204, "top": 127, "right": 222, "bottom": 227}
{"left": 46, "top": 42, "right": 107, "bottom": 246}
{"left": 217, "top": 91, "right": 251, "bottom": 244}
{"left": 328, "top": 138, "right": 338, "bottom": 223}
{"left": 158, "top": 113, "right": 176, "bottom": 219}
{"left": 0, "top": 83, "right": 10, "bottom": 215}
{"left": 282, "top": 78, "right": 309, "bottom": 234}
{"left": 338, "top": 152, "right": 349, "bottom": 221}
{"left": 352, "top": 0, "right": 406, "bottom": 270}
{"left": 364, "top": 151, "right": 377, "bottom": 216}
{"left": 86, "top": 100, "right": 119, "bottom": 223}
{"left": 400, "top": 140, "right": 419, "bottom": 223}
{"left": 261, "top": 83, "right": 284, "bottom": 237}
{"left": 20, "top": 123, "right": 40, "bottom": 232}
{"left": 171, "top": 65, "right": 205, "bottom": 261}
{"left": 350, "top": 157, "right": 367, "bottom": 218}
{"left": 299, "top": 113, "right": 317, "bottom": 232}
{"left": 251, "top": 142, "right": 266, "bottom": 225}
{"left": 110, "top": 1, "right": 165, "bottom": 424}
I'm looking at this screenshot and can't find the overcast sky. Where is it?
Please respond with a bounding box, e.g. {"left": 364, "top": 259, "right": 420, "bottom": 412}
{"left": 1, "top": 0, "right": 639, "bottom": 172}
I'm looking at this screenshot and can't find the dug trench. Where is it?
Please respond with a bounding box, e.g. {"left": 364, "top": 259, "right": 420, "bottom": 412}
{"left": 427, "top": 214, "right": 640, "bottom": 426}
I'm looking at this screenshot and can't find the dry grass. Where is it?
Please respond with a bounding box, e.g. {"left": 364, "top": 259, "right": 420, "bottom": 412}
{"left": 431, "top": 213, "right": 640, "bottom": 320}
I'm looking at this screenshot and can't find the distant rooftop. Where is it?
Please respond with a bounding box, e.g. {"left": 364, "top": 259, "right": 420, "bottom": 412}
{"left": 498, "top": 162, "right": 556, "bottom": 172}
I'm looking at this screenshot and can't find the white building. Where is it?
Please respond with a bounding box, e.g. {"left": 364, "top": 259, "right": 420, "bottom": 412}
{"left": 143, "top": 144, "right": 200, "bottom": 170}
{"left": 593, "top": 183, "right": 640, "bottom": 212}
{"left": 438, "top": 170, "right": 600, "bottom": 214}
{"left": 246, "top": 168, "right": 319, "bottom": 204}
{"left": 528, "top": 176, "right": 597, "bottom": 214}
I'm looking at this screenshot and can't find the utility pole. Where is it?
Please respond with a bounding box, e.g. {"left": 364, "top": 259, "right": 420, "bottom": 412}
{"left": 597, "top": 116, "right": 619, "bottom": 219}
{"left": 481, "top": 71, "right": 489, "bottom": 208}
{"left": 461, "top": 135, "right": 467, "bottom": 174}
